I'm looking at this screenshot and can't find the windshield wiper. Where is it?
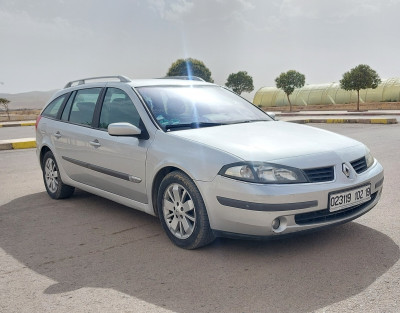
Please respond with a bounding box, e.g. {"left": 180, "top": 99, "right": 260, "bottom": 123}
{"left": 227, "top": 119, "right": 271, "bottom": 125}
{"left": 165, "top": 122, "right": 226, "bottom": 131}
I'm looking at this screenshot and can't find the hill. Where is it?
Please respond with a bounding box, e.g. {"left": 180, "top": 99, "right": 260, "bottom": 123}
{"left": 0, "top": 90, "right": 58, "bottom": 109}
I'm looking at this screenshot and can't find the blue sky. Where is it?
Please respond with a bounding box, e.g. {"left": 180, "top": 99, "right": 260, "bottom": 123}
{"left": 1, "top": 0, "right": 399, "bottom": 99}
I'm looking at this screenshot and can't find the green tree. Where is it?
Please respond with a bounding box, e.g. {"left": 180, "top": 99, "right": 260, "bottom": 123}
{"left": 166, "top": 58, "right": 214, "bottom": 83}
{"left": 340, "top": 64, "right": 381, "bottom": 111}
{"left": 225, "top": 71, "right": 254, "bottom": 95}
{"left": 275, "top": 70, "right": 305, "bottom": 112}
{"left": 0, "top": 98, "right": 10, "bottom": 120}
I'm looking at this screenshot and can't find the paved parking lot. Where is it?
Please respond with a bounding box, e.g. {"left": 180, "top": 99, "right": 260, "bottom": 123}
{"left": 0, "top": 124, "right": 399, "bottom": 313}
{"left": 0, "top": 125, "right": 35, "bottom": 140}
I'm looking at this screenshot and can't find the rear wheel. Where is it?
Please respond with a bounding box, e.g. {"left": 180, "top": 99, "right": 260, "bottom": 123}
{"left": 158, "top": 171, "right": 215, "bottom": 249}
{"left": 42, "top": 151, "right": 75, "bottom": 199}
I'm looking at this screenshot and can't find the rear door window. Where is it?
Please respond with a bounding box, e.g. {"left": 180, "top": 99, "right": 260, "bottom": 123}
{"left": 60, "top": 91, "right": 76, "bottom": 121}
{"left": 69, "top": 88, "right": 102, "bottom": 126}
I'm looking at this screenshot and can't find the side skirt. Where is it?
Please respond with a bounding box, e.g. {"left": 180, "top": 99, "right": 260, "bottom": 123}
{"left": 63, "top": 177, "right": 155, "bottom": 216}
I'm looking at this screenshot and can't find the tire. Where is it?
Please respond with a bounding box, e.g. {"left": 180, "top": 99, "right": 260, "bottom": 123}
{"left": 157, "top": 171, "right": 215, "bottom": 249}
{"left": 42, "top": 151, "right": 75, "bottom": 199}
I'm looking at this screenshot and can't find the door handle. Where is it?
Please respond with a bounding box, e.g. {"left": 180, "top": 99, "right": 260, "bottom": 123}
{"left": 89, "top": 139, "right": 101, "bottom": 148}
{"left": 54, "top": 131, "right": 62, "bottom": 139}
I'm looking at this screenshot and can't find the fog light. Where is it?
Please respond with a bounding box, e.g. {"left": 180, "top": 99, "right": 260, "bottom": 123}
{"left": 272, "top": 218, "right": 280, "bottom": 230}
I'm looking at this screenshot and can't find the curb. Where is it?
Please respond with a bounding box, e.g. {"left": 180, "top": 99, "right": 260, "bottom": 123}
{"left": 288, "top": 118, "right": 397, "bottom": 125}
{"left": 0, "top": 138, "right": 36, "bottom": 150}
{"left": 0, "top": 122, "right": 36, "bottom": 128}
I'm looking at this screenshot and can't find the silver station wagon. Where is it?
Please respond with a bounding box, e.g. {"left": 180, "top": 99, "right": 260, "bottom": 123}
{"left": 36, "top": 76, "right": 384, "bottom": 249}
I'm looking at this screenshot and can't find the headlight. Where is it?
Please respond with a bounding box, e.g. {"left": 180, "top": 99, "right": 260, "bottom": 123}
{"left": 219, "top": 162, "right": 308, "bottom": 184}
{"left": 365, "top": 151, "right": 374, "bottom": 168}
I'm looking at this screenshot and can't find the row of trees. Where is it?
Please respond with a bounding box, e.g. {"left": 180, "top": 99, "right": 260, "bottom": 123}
{"left": 166, "top": 58, "right": 254, "bottom": 95}
{"left": 276, "top": 65, "right": 381, "bottom": 112}
{"left": 1, "top": 59, "right": 382, "bottom": 117}
{"left": 166, "top": 58, "right": 382, "bottom": 112}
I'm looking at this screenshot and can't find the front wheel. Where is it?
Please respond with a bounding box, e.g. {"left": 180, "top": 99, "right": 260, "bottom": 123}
{"left": 42, "top": 151, "right": 75, "bottom": 199}
{"left": 157, "top": 171, "right": 215, "bottom": 249}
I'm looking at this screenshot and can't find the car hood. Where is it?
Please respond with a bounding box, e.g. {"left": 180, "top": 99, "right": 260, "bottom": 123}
{"left": 170, "top": 121, "right": 363, "bottom": 162}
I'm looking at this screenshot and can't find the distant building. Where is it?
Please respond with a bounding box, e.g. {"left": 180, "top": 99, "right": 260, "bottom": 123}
{"left": 253, "top": 78, "right": 400, "bottom": 107}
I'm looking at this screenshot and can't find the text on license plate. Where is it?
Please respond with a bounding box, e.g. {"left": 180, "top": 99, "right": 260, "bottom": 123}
{"left": 329, "top": 184, "right": 371, "bottom": 212}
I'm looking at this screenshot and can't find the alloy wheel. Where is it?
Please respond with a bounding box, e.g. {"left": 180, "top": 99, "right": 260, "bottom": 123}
{"left": 45, "top": 158, "right": 59, "bottom": 193}
{"left": 162, "top": 183, "right": 196, "bottom": 239}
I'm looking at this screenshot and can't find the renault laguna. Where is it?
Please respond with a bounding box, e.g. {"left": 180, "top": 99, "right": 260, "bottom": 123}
{"left": 36, "top": 76, "right": 384, "bottom": 249}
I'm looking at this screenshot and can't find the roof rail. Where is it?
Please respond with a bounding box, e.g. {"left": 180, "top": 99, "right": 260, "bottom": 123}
{"left": 64, "top": 75, "right": 131, "bottom": 88}
{"left": 159, "top": 76, "right": 205, "bottom": 82}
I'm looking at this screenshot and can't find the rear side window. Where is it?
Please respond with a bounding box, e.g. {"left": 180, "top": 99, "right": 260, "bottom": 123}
{"left": 99, "top": 88, "right": 141, "bottom": 129}
{"left": 42, "top": 94, "right": 68, "bottom": 118}
{"left": 69, "top": 88, "right": 102, "bottom": 126}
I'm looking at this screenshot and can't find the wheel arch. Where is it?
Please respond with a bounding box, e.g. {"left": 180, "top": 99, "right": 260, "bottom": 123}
{"left": 151, "top": 166, "right": 196, "bottom": 217}
{"left": 39, "top": 145, "right": 52, "bottom": 170}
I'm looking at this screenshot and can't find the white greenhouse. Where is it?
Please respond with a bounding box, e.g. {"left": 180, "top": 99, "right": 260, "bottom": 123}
{"left": 253, "top": 78, "right": 400, "bottom": 107}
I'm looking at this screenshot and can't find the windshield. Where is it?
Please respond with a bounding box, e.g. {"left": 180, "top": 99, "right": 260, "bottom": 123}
{"left": 136, "top": 85, "right": 272, "bottom": 131}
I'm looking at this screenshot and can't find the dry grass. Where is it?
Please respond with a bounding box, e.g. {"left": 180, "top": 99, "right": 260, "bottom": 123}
{"left": 0, "top": 109, "right": 41, "bottom": 122}
{"left": 12, "top": 109, "right": 41, "bottom": 115}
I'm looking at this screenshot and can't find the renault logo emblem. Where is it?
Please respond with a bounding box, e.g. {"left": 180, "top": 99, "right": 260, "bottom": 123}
{"left": 342, "top": 163, "right": 351, "bottom": 178}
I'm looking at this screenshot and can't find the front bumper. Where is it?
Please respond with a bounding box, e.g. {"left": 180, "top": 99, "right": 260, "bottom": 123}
{"left": 197, "top": 161, "right": 384, "bottom": 237}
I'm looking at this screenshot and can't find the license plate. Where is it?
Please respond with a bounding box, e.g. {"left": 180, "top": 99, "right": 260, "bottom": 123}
{"left": 329, "top": 184, "right": 371, "bottom": 212}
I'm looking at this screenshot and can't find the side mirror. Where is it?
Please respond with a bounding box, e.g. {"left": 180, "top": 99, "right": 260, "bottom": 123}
{"left": 267, "top": 112, "right": 276, "bottom": 120}
{"left": 108, "top": 122, "right": 142, "bottom": 136}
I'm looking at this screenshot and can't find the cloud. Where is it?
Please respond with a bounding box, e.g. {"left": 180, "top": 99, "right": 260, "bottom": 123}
{"left": 279, "top": 0, "right": 386, "bottom": 21}
{"left": 231, "top": 0, "right": 256, "bottom": 10}
{"left": 146, "top": 0, "right": 279, "bottom": 31}
{"left": 0, "top": 8, "right": 93, "bottom": 42}
{"left": 147, "top": 0, "right": 194, "bottom": 21}
{"left": 147, "top": 0, "right": 254, "bottom": 22}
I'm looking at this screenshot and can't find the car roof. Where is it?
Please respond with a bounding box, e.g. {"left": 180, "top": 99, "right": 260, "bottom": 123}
{"left": 63, "top": 76, "right": 214, "bottom": 90}
{"left": 127, "top": 78, "right": 214, "bottom": 88}
{"left": 47, "top": 77, "right": 216, "bottom": 104}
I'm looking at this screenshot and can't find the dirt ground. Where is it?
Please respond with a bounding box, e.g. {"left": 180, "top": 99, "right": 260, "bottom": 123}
{"left": 260, "top": 102, "right": 400, "bottom": 112}
{"left": 0, "top": 109, "right": 41, "bottom": 122}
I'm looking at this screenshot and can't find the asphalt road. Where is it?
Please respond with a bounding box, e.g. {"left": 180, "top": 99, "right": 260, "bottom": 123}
{"left": 0, "top": 124, "right": 399, "bottom": 313}
{"left": 0, "top": 126, "right": 35, "bottom": 140}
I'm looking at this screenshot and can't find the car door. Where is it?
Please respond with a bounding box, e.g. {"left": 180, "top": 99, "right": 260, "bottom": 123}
{"left": 80, "top": 86, "right": 150, "bottom": 204}
{"left": 53, "top": 87, "right": 103, "bottom": 186}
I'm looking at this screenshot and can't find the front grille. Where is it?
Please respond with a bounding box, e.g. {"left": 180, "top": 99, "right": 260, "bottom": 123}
{"left": 295, "top": 192, "right": 377, "bottom": 225}
{"left": 303, "top": 166, "right": 334, "bottom": 183}
{"left": 350, "top": 157, "right": 368, "bottom": 174}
